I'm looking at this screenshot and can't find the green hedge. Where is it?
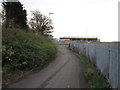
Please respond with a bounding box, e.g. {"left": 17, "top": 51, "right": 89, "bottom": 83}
{"left": 2, "top": 28, "right": 57, "bottom": 73}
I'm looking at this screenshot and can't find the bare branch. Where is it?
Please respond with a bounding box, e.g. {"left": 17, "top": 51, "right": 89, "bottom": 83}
{"left": 28, "top": 10, "right": 54, "bottom": 35}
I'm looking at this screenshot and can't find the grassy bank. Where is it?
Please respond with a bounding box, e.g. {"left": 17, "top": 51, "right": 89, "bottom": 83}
{"left": 79, "top": 55, "right": 109, "bottom": 88}
{"left": 2, "top": 28, "right": 57, "bottom": 86}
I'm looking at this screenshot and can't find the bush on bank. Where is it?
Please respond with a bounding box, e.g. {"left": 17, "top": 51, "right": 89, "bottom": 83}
{"left": 2, "top": 28, "right": 57, "bottom": 73}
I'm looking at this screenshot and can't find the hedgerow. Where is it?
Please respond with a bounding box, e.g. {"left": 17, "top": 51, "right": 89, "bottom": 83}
{"left": 2, "top": 28, "right": 57, "bottom": 73}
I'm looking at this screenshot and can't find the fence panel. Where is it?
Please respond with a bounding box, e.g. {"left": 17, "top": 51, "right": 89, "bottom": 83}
{"left": 70, "top": 42, "right": 119, "bottom": 89}
{"left": 109, "top": 43, "right": 119, "bottom": 88}
{"left": 85, "top": 43, "right": 89, "bottom": 58}
{"left": 96, "top": 43, "right": 110, "bottom": 79}
{"left": 88, "top": 43, "right": 96, "bottom": 64}
{"left": 118, "top": 44, "right": 120, "bottom": 89}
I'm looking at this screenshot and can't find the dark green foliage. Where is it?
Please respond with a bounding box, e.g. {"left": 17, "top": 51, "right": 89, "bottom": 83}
{"left": 2, "top": 1, "right": 28, "bottom": 29}
{"left": 2, "top": 28, "right": 57, "bottom": 73}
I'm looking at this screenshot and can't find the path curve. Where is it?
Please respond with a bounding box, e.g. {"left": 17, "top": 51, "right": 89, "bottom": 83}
{"left": 9, "top": 45, "right": 87, "bottom": 88}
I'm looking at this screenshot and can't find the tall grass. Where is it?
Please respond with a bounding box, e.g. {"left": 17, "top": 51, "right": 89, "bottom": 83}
{"left": 2, "top": 28, "right": 57, "bottom": 73}
{"left": 79, "top": 55, "right": 109, "bottom": 88}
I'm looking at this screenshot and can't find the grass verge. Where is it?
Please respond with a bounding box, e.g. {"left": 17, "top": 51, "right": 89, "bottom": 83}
{"left": 79, "top": 55, "right": 109, "bottom": 88}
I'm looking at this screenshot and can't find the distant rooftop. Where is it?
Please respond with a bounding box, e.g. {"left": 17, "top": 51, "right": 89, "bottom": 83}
{"left": 59, "top": 36, "right": 99, "bottom": 41}
{"left": 60, "top": 36, "right": 98, "bottom": 39}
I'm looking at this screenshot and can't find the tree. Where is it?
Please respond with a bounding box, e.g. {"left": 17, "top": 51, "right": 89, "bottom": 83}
{"left": 2, "top": 0, "right": 28, "bottom": 29}
{"left": 28, "top": 10, "right": 54, "bottom": 36}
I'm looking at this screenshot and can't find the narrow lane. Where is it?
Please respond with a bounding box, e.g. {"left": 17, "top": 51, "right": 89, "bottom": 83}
{"left": 9, "top": 45, "right": 87, "bottom": 88}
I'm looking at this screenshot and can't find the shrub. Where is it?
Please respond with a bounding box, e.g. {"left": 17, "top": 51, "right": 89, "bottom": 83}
{"left": 2, "top": 28, "right": 57, "bottom": 73}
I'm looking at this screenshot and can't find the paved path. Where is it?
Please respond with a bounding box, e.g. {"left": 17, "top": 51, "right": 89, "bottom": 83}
{"left": 9, "top": 45, "right": 87, "bottom": 88}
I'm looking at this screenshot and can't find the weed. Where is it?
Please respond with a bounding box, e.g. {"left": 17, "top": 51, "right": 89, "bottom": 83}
{"left": 79, "top": 55, "right": 109, "bottom": 88}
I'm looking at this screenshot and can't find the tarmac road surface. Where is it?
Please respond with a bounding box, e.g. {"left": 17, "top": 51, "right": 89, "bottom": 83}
{"left": 8, "top": 45, "right": 87, "bottom": 88}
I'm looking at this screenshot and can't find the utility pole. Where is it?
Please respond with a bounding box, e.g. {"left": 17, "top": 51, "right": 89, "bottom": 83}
{"left": 49, "top": 13, "right": 54, "bottom": 18}
{"left": 48, "top": 13, "right": 54, "bottom": 39}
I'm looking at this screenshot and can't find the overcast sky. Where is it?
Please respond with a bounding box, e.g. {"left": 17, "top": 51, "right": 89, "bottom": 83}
{"left": 12, "top": 0, "right": 120, "bottom": 41}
